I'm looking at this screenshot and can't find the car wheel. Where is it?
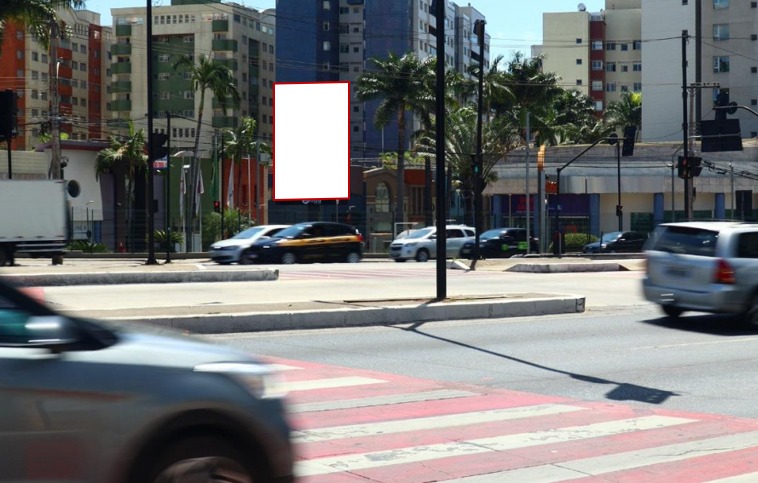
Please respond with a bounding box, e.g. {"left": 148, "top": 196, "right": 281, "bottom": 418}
{"left": 0, "top": 249, "right": 8, "bottom": 267}
{"left": 661, "top": 305, "right": 684, "bottom": 318}
{"left": 394, "top": 259, "right": 407, "bottom": 263}
{"left": 238, "top": 251, "right": 254, "bottom": 265}
{"left": 743, "top": 294, "right": 758, "bottom": 329}
{"left": 281, "top": 252, "right": 297, "bottom": 264}
{"left": 345, "top": 252, "right": 361, "bottom": 263}
{"left": 137, "top": 435, "right": 266, "bottom": 483}
{"left": 415, "top": 249, "right": 430, "bottom": 262}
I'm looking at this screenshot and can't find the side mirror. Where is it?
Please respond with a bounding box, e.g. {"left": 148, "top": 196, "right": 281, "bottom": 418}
{"left": 0, "top": 315, "right": 79, "bottom": 351}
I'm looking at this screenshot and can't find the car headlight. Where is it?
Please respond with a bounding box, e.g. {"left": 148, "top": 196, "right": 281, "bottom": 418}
{"left": 194, "top": 362, "right": 287, "bottom": 399}
{"left": 405, "top": 242, "right": 418, "bottom": 247}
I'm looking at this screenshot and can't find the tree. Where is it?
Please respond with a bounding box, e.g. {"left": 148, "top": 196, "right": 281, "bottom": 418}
{"left": 0, "top": 0, "right": 83, "bottom": 48}
{"left": 173, "top": 54, "right": 240, "bottom": 245}
{"left": 547, "top": 89, "right": 612, "bottom": 145}
{"left": 605, "top": 91, "right": 642, "bottom": 133}
{"left": 220, "top": 116, "right": 267, "bottom": 221}
{"left": 94, "top": 122, "right": 147, "bottom": 251}
{"left": 356, "top": 52, "right": 436, "bottom": 224}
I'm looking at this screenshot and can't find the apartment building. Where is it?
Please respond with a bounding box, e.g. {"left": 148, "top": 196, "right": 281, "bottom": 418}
{"left": 643, "top": 0, "right": 758, "bottom": 143}
{"left": 276, "top": 0, "right": 490, "bottom": 162}
{"left": 541, "top": 0, "right": 641, "bottom": 114}
{"left": 110, "top": 1, "right": 276, "bottom": 155}
{"left": 0, "top": 8, "right": 110, "bottom": 151}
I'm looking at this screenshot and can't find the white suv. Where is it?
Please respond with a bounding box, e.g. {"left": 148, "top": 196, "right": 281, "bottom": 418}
{"left": 643, "top": 221, "right": 758, "bottom": 327}
{"left": 388, "top": 225, "right": 475, "bottom": 262}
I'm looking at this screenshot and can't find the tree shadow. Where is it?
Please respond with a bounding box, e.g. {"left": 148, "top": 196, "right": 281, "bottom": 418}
{"left": 393, "top": 321, "right": 679, "bottom": 405}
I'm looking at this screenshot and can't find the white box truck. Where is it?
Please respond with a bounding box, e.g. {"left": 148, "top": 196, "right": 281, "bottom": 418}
{"left": 0, "top": 179, "right": 68, "bottom": 266}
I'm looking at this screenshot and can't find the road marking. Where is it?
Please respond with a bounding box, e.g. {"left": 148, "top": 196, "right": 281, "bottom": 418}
{"left": 267, "top": 363, "right": 302, "bottom": 371}
{"left": 293, "top": 403, "right": 587, "bottom": 443}
{"left": 445, "top": 429, "right": 758, "bottom": 482}
{"left": 283, "top": 376, "right": 385, "bottom": 392}
{"left": 295, "top": 415, "right": 695, "bottom": 476}
{"left": 630, "top": 337, "right": 758, "bottom": 350}
{"left": 288, "top": 389, "right": 477, "bottom": 413}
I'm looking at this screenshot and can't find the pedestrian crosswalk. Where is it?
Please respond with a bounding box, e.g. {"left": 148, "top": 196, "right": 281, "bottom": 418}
{"left": 277, "top": 266, "right": 475, "bottom": 280}
{"left": 266, "top": 356, "right": 758, "bottom": 482}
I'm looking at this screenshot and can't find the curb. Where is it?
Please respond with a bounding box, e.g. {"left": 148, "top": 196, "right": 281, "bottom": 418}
{"left": 506, "top": 262, "right": 626, "bottom": 273}
{"left": 117, "top": 295, "right": 586, "bottom": 334}
{"left": 2, "top": 269, "right": 279, "bottom": 287}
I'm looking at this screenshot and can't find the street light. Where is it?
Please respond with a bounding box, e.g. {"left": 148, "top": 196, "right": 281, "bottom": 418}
{"left": 86, "top": 200, "right": 94, "bottom": 241}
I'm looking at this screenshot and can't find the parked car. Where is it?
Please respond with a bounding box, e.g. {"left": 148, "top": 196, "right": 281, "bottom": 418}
{"left": 209, "top": 224, "right": 290, "bottom": 264}
{"left": 582, "top": 231, "right": 648, "bottom": 253}
{"left": 244, "top": 221, "right": 364, "bottom": 264}
{"left": 642, "top": 221, "right": 758, "bottom": 326}
{"left": 460, "top": 227, "right": 539, "bottom": 259}
{"left": 0, "top": 277, "right": 294, "bottom": 482}
{"left": 388, "top": 225, "right": 475, "bottom": 262}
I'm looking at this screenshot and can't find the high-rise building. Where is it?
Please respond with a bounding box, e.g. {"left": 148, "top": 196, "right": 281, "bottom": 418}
{"left": 540, "top": 0, "right": 642, "bottom": 115}
{"left": 0, "top": 8, "right": 111, "bottom": 151}
{"left": 110, "top": 1, "right": 276, "bottom": 155}
{"left": 276, "top": 0, "right": 490, "bottom": 162}
{"left": 642, "top": 0, "right": 758, "bottom": 142}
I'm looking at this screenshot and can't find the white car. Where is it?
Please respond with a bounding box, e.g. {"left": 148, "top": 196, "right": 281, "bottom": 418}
{"left": 209, "top": 224, "right": 290, "bottom": 264}
{"left": 388, "top": 225, "right": 476, "bottom": 262}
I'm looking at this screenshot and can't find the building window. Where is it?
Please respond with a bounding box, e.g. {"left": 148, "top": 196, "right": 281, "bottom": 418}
{"left": 31, "top": 71, "right": 39, "bottom": 80}
{"left": 322, "top": 41, "right": 331, "bottom": 51}
{"left": 714, "top": 56, "right": 730, "bottom": 73}
{"left": 714, "top": 0, "right": 729, "bottom": 8}
{"left": 14, "top": 49, "right": 22, "bottom": 60}
{"left": 339, "top": 44, "right": 349, "bottom": 53}
{"left": 576, "top": 58, "right": 583, "bottom": 65}
{"left": 633, "top": 40, "right": 642, "bottom": 50}
{"left": 620, "top": 43, "right": 628, "bottom": 51}
{"left": 339, "top": 6, "right": 349, "bottom": 14}
{"left": 714, "top": 24, "right": 730, "bottom": 40}
{"left": 576, "top": 38, "right": 582, "bottom": 44}
{"left": 31, "top": 51, "right": 38, "bottom": 61}
{"left": 594, "top": 101, "right": 603, "bottom": 111}
{"left": 576, "top": 79, "right": 582, "bottom": 86}
{"left": 752, "top": 67, "right": 758, "bottom": 73}
{"left": 375, "top": 183, "right": 390, "bottom": 212}
{"left": 322, "top": 0, "right": 330, "bottom": 10}
{"left": 606, "top": 62, "right": 617, "bottom": 72}
{"left": 323, "top": 21, "right": 330, "bottom": 31}
{"left": 606, "top": 42, "right": 616, "bottom": 50}
{"left": 621, "top": 85, "right": 629, "bottom": 92}
{"left": 622, "top": 64, "right": 629, "bottom": 72}
{"left": 752, "top": 99, "right": 758, "bottom": 106}
{"left": 633, "top": 82, "right": 642, "bottom": 92}
{"left": 592, "top": 40, "right": 603, "bottom": 50}
{"left": 606, "top": 83, "right": 616, "bottom": 92}
{"left": 591, "top": 60, "right": 603, "bottom": 71}
{"left": 633, "top": 62, "right": 642, "bottom": 72}
{"left": 592, "top": 80, "right": 603, "bottom": 91}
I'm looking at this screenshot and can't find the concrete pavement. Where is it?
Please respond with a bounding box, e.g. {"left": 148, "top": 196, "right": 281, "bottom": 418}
{"left": 0, "top": 255, "right": 645, "bottom": 333}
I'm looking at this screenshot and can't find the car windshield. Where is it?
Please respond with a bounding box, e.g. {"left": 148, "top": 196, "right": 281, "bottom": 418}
{"left": 480, "top": 229, "right": 505, "bottom": 240}
{"left": 403, "top": 228, "right": 435, "bottom": 239}
{"left": 272, "top": 225, "right": 306, "bottom": 239}
{"left": 645, "top": 226, "right": 719, "bottom": 256}
{"left": 231, "top": 226, "right": 268, "bottom": 240}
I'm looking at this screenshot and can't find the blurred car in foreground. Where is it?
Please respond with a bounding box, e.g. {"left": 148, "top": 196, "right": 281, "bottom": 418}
{"left": 209, "top": 224, "right": 290, "bottom": 264}
{"left": 460, "top": 227, "right": 539, "bottom": 259}
{"left": 245, "top": 221, "right": 364, "bottom": 264}
{"left": 0, "top": 277, "right": 294, "bottom": 482}
{"left": 388, "top": 225, "right": 475, "bottom": 262}
{"left": 582, "top": 231, "right": 648, "bottom": 253}
{"left": 643, "top": 221, "right": 758, "bottom": 325}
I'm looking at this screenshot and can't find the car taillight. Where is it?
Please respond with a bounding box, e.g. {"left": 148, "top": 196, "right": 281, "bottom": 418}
{"left": 356, "top": 232, "right": 364, "bottom": 242}
{"left": 714, "top": 258, "right": 736, "bottom": 284}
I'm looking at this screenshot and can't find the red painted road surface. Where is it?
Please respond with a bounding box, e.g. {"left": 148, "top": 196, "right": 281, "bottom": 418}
{"left": 265, "top": 356, "right": 758, "bottom": 483}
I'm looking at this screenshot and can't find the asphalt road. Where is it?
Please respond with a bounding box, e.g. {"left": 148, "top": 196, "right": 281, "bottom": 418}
{"left": 211, "top": 305, "right": 758, "bottom": 420}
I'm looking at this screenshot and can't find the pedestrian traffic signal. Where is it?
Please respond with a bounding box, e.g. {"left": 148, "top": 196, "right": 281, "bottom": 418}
{"left": 150, "top": 132, "right": 169, "bottom": 161}
{"left": 0, "top": 90, "right": 18, "bottom": 140}
{"left": 470, "top": 154, "right": 482, "bottom": 176}
{"left": 621, "top": 125, "right": 636, "bottom": 157}
{"left": 213, "top": 200, "right": 221, "bottom": 213}
{"left": 690, "top": 156, "right": 703, "bottom": 177}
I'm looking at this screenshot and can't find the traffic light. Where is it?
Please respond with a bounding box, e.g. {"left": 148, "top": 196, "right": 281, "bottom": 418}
{"left": 690, "top": 156, "right": 703, "bottom": 177}
{"left": 0, "top": 90, "right": 18, "bottom": 140}
{"left": 150, "top": 132, "right": 169, "bottom": 161}
{"left": 213, "top": 200, "right": 221, "bottom": 213}
{"left": 715, "top": 88, "right": 730, "bottom": 122}
{"left": 616, "top": 205, "right": 623, "bottom": 217}
{"left": 621, "top": 125, "right": 636, "bottom": 157}
{"left": 470, "top": 154, "right": 482, "bottom": 176}
{"left": 677, "top": 156, "right": 689, "bottom": 179}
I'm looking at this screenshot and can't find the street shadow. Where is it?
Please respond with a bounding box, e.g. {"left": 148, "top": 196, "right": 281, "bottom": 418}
{"left": 640, "top": 313, "right": 756, "bottom": 336}
{"left": 394, "top": 321, "right": 679, "bottom": 405}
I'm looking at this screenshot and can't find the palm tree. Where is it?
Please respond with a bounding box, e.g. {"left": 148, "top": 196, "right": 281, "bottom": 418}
{"left": 94, "top": 122, "right": 147, "bottom": 251}
{"left": 221, "top": 117, "right": 266, "bottom": 221}
{"left": 467, "top": 54, "right": 513, "bottom": 122}
{"left": 356, "top": 52, "right": 436, "bottom": 224}
{"left": 605, "top": 91, "right": 642, "bottom": 133}
{"left": 0, "top": 0, "right": 83, "bottom": 48}
{"left": 173, "top": 54, "right": 240, "bottom": 244}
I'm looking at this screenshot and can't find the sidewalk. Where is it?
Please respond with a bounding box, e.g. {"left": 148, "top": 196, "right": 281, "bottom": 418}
{"left": 0, "top": 256, "right": 643, "bottom": 333}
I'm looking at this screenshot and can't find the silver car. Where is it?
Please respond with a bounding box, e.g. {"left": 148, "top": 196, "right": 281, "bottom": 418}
{"left": 642, "top": 221, "right": 758, "bottom": 326}
{"left": 388, "top": 225, "right": 476, "bottom": 262}
{"left": 0, "top": 278, "right": 294, "bottom": 482}
{"left": 209, "top": 224, "right": 290, "bottom": 264}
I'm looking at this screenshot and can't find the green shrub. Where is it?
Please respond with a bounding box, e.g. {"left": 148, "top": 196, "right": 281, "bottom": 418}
{"left": 153, "top": 229, "right": 184, "bottom": 252}
{"left": 547, "top": 233, "right": 598, "bottom": 253}
{"left": 67, "top": 240, "right": 108, "bottom": 253}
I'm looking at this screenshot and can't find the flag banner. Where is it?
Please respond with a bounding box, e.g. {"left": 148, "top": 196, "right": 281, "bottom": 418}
{"left": 179, "top": 167, "right": 186, "bottom": 218}
{"left": 153, "top": 156, "right": 168, "bottom": 169}
{"left": 196, "top": 164, "right": 204, "bottom": 217}
{"left": 227, "top": 164, "right": 235, "bottom": 208}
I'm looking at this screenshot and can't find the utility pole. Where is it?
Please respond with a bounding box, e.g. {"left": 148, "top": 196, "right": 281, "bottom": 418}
{"left": 525, "top": 112, "right": 531, "bottom": 255}
{"left": 165, "top": 112, "right": 172, "bottom": 263}
{"left": 434, "top": 0, "right": 446, "bottom": 300}
{"left": 681, "top": 30, "right": 692, "bottom": 222}
{"left": 145, "top": 0, "right": 158, "bottom": 265}
{"left": 49, "top": 19, "right": 63, "bottom": 180}
{"left": 470, "top": 18, "right": 486, "bottom": 270}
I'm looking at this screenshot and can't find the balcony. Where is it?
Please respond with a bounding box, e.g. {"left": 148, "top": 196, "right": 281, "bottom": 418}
{"left": 212, "top": 116, "right": 237, "bottom": 129}
{"left": 115, "top": 24, "right": 132, "bottom": 37}
{"left": 215, "top": 58, "right": 238, "bottom": 71}
{"left": 212, "top": 19, "right": 229, "bottom": 32}
{"left": 111, "top": 62, "right": 131, "bottom": 75}
{"left": 212, "top": 39, "right": 238, "bottom": 52}
{"left": 111, "top": 99, "right": 132, "bottom": 111}
{"left": 111, "top": 80, "right": 132, "bottom": 93}
{"left": 212, "top": 97, "right": 241, "bottom": 110}
{"left": 111, "top": 43, "right": 132, "bottom": 55}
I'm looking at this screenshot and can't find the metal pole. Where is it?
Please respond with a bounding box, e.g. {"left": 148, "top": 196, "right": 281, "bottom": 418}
{"left": 165, "top": 112, "right": 172, "bottom": 263}
{"left": 617, "top": 141, "right": 622, "bottom": 231}
{"left": 145, "top": 0, "right": 158, "bottom": 264}
{"left": 671, "top": 163, "right": 675, "bottom": 222}
{"left": 731, "top": 163, "right": 735, "bottom": 218}
{"left": 682, "top": 30, "right": 692, "bottom": 221}
{"left": 434, "top": 0, "right": 446, "bottom": 300}
{"left": 219, "top": 133, "right": 224, "bottom": 240}
{"left": 49, "top": 21, "right": 62, "bottom": 180}
{"left": 525, "top": 112, "right": 530, "bottom": 254}
{"left": 471, "top": 19, "right": 486, "bottom": 268}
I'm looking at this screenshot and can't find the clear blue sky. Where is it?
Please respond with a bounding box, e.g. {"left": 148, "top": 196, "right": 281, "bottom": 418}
{"left": 80, "top": 0, "right": 606, "bottom": 60}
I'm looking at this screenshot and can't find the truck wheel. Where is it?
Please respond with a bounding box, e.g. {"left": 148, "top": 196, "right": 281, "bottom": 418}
{"left": 52, "top": 255, "right": 64, "bottom": 266}
{"left": 0, "top": 250, "right": 7, "bottom": 267}
{"left": 133, "top": 435, "right": 267, "bottom": 483}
